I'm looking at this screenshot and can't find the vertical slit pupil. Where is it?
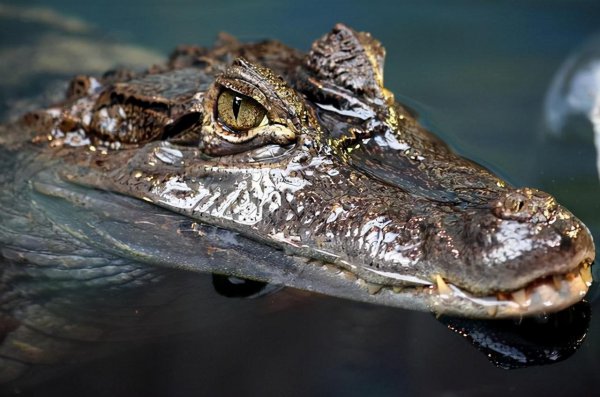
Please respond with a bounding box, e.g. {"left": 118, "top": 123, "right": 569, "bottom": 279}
{"left": 232, "top": 95, "right": 243, "bottom": 120}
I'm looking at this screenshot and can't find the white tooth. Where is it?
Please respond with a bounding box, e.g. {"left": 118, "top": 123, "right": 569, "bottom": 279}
{"left": 486, "top": 305, "right": 498, "bottom": 317}
{"left": 533, "top": 284, "right": 558, "bottom": 307}
{"left": 580, "top": 266, "right": 593, "bottom": 287}
{"left": 392, "top": 286, "right": 403, "bottom": 293}
{"left": 583, "top": 259, "right": 592, "bottom": 269}
{"left": 512, "top": 289, "right": 530, "bottom": 307}
{"left": 435, "top": 275, "right": 451, "bottom": 296}
{"left": 366, "top": 283, "right": 383, "bottom": 295}
{"left": 552, "top": 275, "right": 562, "bottom": 290}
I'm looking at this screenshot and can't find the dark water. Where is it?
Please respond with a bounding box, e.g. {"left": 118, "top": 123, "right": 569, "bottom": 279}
{"left": 1, "top": 0, "right": 600, "bottom": 396}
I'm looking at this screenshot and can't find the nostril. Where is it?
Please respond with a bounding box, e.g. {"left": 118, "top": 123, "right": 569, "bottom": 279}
{"left": 506, "top": 196, "right": 525, "bottom": 213}
{"left": 493, "top": 192, "right": 529, "bottom": 220}
{"left": 492, "top": 188, "right": 556, "bottom": 222}
{"left": 560, "top": 234, "right": 573, "bottom": 251}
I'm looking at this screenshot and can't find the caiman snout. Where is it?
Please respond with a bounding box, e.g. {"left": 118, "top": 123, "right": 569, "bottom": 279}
{"left": 492, "top": 188, "right": 558, "bottom": 222}
{"left": 464, "top": 186, "right": 595, "bottom": 295}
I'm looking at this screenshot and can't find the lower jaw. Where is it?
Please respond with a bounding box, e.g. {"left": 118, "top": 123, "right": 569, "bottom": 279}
{"left": 305, "top": 256, "right": 593, "bottom": 319}
{"left": 427, "top": 260, "right": 593, "bottom": 318}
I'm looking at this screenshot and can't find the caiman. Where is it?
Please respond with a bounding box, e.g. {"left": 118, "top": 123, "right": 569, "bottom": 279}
{"left": 0, "top": 23, "right": 595, "bottom": 340}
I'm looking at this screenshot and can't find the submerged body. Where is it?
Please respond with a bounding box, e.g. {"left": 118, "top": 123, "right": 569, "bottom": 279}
{"left": 0, "top": 24, "right": 595, "bottom": 334}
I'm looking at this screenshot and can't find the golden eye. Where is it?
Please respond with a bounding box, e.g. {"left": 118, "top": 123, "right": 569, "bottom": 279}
{"left": 217, "top": 89, "right": 267, "bottom": 132}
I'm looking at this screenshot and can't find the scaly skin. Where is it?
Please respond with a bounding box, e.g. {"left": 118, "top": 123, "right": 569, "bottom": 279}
{"left": 0, "top": 24, "right": 595, "bottom": 332}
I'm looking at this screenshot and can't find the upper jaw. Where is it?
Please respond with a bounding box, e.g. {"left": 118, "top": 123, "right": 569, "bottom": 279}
{"left": 282, "top": 247, "right": 593, "bottom": 319}
{"left": 317, "top": 203, "right": 595, "bottom": 318}
{"left": 281, "top": 175, "right": 596, "bottom": 316}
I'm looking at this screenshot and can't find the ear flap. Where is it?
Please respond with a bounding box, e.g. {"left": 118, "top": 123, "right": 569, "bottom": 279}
{"left": 305, "top": 23, "right": 386, "bottom": 100}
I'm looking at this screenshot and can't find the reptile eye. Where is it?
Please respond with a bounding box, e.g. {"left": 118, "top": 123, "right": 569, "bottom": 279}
{"left": 217, "top": 89, "right": 267, "bottom": 132}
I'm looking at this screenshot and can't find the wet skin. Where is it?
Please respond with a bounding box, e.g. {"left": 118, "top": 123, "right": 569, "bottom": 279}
{"left": 0, "top": 24, "right": 595, "bottom": 320}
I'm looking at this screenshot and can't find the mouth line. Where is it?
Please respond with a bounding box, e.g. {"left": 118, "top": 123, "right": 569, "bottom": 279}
{"left": 298, "top": 256, "right": 594, "bottom": 318}
{"left": 430, "top": 259, "right": 594, "bottom": 317}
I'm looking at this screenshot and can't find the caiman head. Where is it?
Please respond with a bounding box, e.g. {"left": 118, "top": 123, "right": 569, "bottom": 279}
{"left": 26, "top": 24, "right": 595, "bottom": 318}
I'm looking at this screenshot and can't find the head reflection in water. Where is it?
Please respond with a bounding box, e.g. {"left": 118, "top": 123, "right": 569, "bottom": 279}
{"left": 217, "top": 277, "right": 592, "bottom": 370}
{"left": 439, "top": 301, "right": 591, "bottom": 369}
